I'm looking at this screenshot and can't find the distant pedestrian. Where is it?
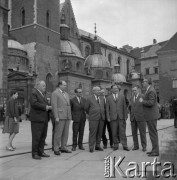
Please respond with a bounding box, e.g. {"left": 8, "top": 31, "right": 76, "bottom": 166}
{"left": 172, "top": 97, "right": 177, "bottom": 128}
{"left": 3, "top": 90, "right": 19, "bottom": 151}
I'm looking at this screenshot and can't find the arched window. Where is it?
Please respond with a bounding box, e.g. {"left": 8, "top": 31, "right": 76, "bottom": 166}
{"left": 76, "top": 61, "right": 82, "bottom": 72}
{"left": 85, "top": 46, "right": 90, "bottom": 58}
{"left": 21, "top": 8, "right": 25, "bottom": 26}
{"left": 46, "top": 10, "right": 50, "bottom": 28}
{"left": 117, "top": 56, "right": 121, "bottom": 65}
{"left": 46, "top": 74, "right": 53, "bottom": 93}
{"left": 127, "top": 59, "right": 130, "bottom": 75}
{"left": 108, "top": 53, "right": 112, "bottom": 66}
{"left": 61, "top": 13, "right": 65, "bottom": 24}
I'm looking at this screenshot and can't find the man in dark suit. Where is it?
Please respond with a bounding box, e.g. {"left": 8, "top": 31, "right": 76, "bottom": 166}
{"left": 139, "top": 78, "right": 159, "bottom": 156}
{"left": 106, "top": 84, "right": 129, "bottom": 151}
{"left": 172, "top": 97, "right": 177, "bottom": 128}
{"left": 101, "top": 89, "right": 113, "bottom": 149}
{"left": 29, "top": 81, "right": 52, "bottom": 160}
{"left": 130, "top": 85, "right": 147, "bottom": 152}
{"left": 70, "top": 88, "right": 86, "bottom": 151}
{"left": 85, "top": 86, "right": 105, "bottom": 153}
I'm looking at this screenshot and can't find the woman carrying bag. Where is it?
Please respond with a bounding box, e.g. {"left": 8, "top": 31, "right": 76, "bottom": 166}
{"left": 3, "top": 90, "right": 19, "bottom": 151}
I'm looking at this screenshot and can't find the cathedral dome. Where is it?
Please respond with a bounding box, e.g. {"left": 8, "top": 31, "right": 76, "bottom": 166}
{"left": 60, "top": 40, "right": 83, "bottom": 58}
{"left": 112, "top": 73, "right": 126, "bottom": 83}
{"left": 84, "top": 54, "right": 110, "bottom": 68}
{"left": 8, "top": 39, "right": 26, "bottom": 52}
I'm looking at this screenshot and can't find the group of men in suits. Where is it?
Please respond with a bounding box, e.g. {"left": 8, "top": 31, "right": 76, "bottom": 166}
{"left": 29, "top": 78, "right": 160, "bottom": 160}
{"left": 130, "top": 78, "right": 159, "bottom": 157}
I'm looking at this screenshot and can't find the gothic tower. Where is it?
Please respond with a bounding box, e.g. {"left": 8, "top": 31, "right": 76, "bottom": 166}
{"left": 9, "top": 0, "right": 61, "bottom": 90}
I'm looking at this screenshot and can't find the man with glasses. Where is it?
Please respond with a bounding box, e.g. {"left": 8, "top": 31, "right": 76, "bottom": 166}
{"left": 130, "top": 85, "right": 147, "bottom": 152}
{"left": 139, "top": 78, "right": 159, "bottom": 156}
{"left": 70, "top": 88, "right": 86, "bottom": 151}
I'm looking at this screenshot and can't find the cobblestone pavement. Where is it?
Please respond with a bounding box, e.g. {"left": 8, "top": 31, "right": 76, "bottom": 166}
{"left": 0, "top": 118, "right": 176, "bottom": 180}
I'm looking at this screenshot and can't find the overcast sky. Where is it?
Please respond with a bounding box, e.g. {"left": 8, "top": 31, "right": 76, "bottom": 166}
{"left": 70, "top": 0, "right": 177, "bottom": 48}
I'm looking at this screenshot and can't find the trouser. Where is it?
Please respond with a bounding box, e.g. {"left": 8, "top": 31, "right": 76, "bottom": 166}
{"left": 31, "top": 121, "right": 48, "bottom": 156}
{"left": 89, "top": 119, "right": 104, "bottom": 149}
{"left": 118, "top": 119, "right": 128, "bottom": 147}
{"left": 131, "top": 118, "right": 147, "bottom": 149}
{"left": 54, "top": 119, "right": 70, "bottom": 151}
{"left": 146, "top": 120, "right": 159, "bottom": 153}
{"left": 72, "top": 120, "right": 86, "bottom": 147}
{"left": 102, "top": 120, "right": 113, "bottom": 146}
{"left": 110, "top": 119, "right": 119, "bottom": 147}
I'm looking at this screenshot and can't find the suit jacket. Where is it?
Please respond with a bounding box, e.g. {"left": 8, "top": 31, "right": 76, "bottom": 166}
{"left": 172, "top": 98, "right": 177, "bottom": 113}
{"left": 70, "top": 96, "right": 86, "bottom": 122}
{"left": 130, "top": 94, "right": 145, "bottom": 121}
{"left": 51, "top": 89, "right": 72, "bottom": 120}
{"left": 142, "top": 86, "right": 159, "bottom": 121}
{"left": 84, "top": 95, "right": 105, "bottom": 121}
{"left": 29, "top": 88, "right": 49, "bottom": 122}
{"left": 106, "top": 93, "right": 128, "bottom": 121}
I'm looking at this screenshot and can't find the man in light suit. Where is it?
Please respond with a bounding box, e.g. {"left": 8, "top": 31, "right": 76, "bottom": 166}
{"left": 130, "top": 85, "right": 147, "bottom": 152}
{"left": 51, "top": 81, "right": 72, "bottom": 155}
{"left": 29, "top": 81, "right": 52, "bottom": 160}
{"left": 139, "top": 78, "right": 159, "bottom": 156}
{"left": 106, "top": 84, "right": 129, "bottom": 151}
{"left": 70, "top": 88, "right": 86, "bottom": 151}
{"left": 85, "top": 86, "right": 105, "bottom": 153}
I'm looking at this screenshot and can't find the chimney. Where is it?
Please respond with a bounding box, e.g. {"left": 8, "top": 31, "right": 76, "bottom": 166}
{"left": 153, "top": 39, "right": 157, "bottom": 44}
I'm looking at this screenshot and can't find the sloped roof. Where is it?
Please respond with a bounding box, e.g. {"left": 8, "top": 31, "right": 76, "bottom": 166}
{"left": 130, "top": 41, "right": 167, "bottom": 59}
{"left": 79, "top": 29, "right": 114, "bottom": 47}
{"left": 158, "top": 32, "right": 177, "bottom": 52}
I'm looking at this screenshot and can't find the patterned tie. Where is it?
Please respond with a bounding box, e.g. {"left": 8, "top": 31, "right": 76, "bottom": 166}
{"left": 97, "top": 96, "right": 100, "bottom": 104}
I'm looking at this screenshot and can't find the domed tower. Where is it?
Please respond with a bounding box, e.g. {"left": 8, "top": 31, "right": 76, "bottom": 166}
{"left": 7, "top": 37, "right": 36, "bottom": 110}
{"left": 84, "top": 24, "right": 112, "bottom": 88}
{"left": 58, "top": 22, "right": 93, "bottom": 97}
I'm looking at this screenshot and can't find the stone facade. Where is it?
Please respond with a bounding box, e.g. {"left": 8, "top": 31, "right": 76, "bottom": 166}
{"left": 0, "top": 0, "right": 8, "bottom": 104}
{"left": 158, "top": 32, "right": 177, "bottom": 103}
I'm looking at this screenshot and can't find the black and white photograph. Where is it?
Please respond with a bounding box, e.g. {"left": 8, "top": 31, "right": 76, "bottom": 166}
{"left": 0, "top": 0, "right": 177, "bottom": 179}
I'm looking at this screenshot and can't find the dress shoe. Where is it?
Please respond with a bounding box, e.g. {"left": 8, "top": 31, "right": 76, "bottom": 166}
{"left": 72, "top": 147, "right": 76, "bottom": 151}
{"left": 95, "top": 147, "right": 104, "bottom": 151}
{"left": 110, "top": 145, "right": 113, "bottom": 148}
{"left": 148, "top": 153, "right": 159, "bottom": 157}
{"left": 132, "top": 147, "right": 139, "bottom": 151}
{"left": 39, "top": 152, "right": 50, "bottom": 157}
{"left": 90, "top": 148, "right": 94, "bottom": 153}
{"left": 32, "top": 154, "right": 41, "bottom": 160}
{"left": 123, "top": 146, "right": 130, "bottom": 151}
{"left": 61, "top": 149, "right": 72, "bottom": 153}
{"left": 146, "top": 151, "right": 152, "bottom": 155}
{"left": 54, "top": 151, "right": 61, "bottom": 155}
{"left": 142, "top": 148, "right": 146, "bottom": 152}
{"left": 79, "top": 146, "right": 85, "bottom": 150}
{"left": 103, "top": 145, "right": 107, "bottom": 149}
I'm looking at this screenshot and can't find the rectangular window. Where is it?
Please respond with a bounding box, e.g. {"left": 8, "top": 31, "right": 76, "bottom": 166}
{"left": 172, "top": 79, "right": 177, "bottom": 88}
{"left": 145, "top": 68, "right": 150, "bottom": 75}
{"left": 154, "top": 67, "right": 158, "bottom": 74}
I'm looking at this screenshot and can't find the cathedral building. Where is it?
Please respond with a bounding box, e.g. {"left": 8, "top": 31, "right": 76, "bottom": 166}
{"left": 0, "top": 0, "right": 140, "bottom": 110}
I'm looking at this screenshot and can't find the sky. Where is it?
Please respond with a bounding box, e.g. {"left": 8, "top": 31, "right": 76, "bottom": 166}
{"left": 69, "top": 0, "right": 177, "bottom": 48}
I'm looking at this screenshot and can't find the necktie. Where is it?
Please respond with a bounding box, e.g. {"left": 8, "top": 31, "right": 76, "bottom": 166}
{"left": 134, "top": 95, "right": 136, "bottom": 102}
{"left": 78, "top": 97, "right": 80, "bottom": 103}
{"left": 62, "top": 91, "right": 66, "bottom": 99}
{"left": 97, "top": 96, "right": 100, "bottom": 104}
